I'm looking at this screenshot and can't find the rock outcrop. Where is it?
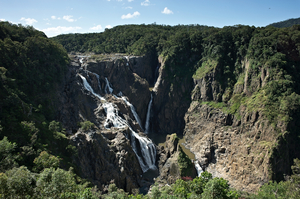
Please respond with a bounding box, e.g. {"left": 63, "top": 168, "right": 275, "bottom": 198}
{"left": 71, "top": 128, "right": 142, "bottom": 192}
{"left": 156, "top": 134, "right": 197, "bottom": 185}
{"left": 86, "top": 55, "right": 153, "bottom": 126}
{"left": 181, "top": 58, "right": 297, "bottom": 192}
{"left": 183, "top": 102, "right": 274, "bottom": 192}
{"left": 152, "top": 56, "right": 194, "bottom": 134}
{"left": 55, "top": 54, "right": 158, "bottom": 192}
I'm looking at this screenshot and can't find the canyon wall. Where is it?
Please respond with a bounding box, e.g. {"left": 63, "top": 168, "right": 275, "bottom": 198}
{"left": 55, "top": 54, "right": 157, "bottom": 192}
{"left": 56, "top": 52, "right": 300, "bottom": 193}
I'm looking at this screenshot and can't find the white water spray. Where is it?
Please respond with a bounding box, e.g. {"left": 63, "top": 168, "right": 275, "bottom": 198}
{"left": 89, "top": 71, "right": 102, "bottom": 92}
{"left": 121, "top": 96, "right": 144, "bottom": 131}
{"left": 79, "top": 72, "right": 156, "bottom": 172}
{"left": 194, "top": 160, "right": 203, "bottom": 176}
{"left": 79, "top": 74, "right": 106, "bottom": 101}
{"left": 144, "top": 94, "right": 153, "bottom": 134}
{"left": 105, "top": 77, "right": 114, "bottom": 94}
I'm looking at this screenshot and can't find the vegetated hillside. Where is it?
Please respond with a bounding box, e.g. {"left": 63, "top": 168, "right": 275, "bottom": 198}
{"left": 0, "top": 22, "right": 92, "bottom": 198}
{"left": 51, "top": 24, "right": 212, "bottom": 55}
{"left": 53, "top": 23, "right": 300, "bottom": 191}
{"left": 1, "top": 20, "right": 300, "bottom": 198}
{"left": 269, "top": 17, "right": 300, "bottom": 28}
{"left": 0, "top": 21, "right": 72, "bottom": 160}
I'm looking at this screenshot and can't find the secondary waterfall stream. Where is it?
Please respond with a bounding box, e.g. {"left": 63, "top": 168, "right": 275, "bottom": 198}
{"left": 77, "top": 55, "right": 203, "bottom": 184}
{"left": 79, "top": 70, "right": 156, "bottom": 173}
{"left": 144, "top": 94, "right": 152, "bottom": 134}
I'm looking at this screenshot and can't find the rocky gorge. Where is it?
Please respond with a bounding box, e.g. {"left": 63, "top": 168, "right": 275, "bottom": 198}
{"left": 55, "top": 47, "right": 299, "bottom": 193}
{"left": 46, "top": 24, "right": 300, "bottom": 195}
{"left": 2, "top": 22, "right": 300, "bottom": 198}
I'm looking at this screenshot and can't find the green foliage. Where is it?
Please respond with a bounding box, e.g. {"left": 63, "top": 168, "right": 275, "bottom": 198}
{"left": 189, "top": 171, "right": 212, "bottom": 195}
{"left": 33, "top": 151, "right": 60, "bottom": 172}
{"left": 201, "top": 177, "right": 237, "bottom": 199}
{"left": 0, "top": 136, "right": 18, "bottom": 172}
{"left": 0, "top": 21, "right": 74, "bottom": 176}
{"left": 1, "top": 20, "right": 300, "bottom": 198}
{"left": 49, "top": 120, "right": 62, "bottom": 132}
{"left": 256, "top": 181, "right": 290, "bottom": 199}
{"left": 147, "top": 171, "right": 238, "bottom": 199}
{"left": 193, "top": 59, "right": 218, "bottom": 79}
{"left": 104, "top": 183, "right": 129, "bottom": 199}
{"left": 0, "top": 165, "right": 101, "bottom": 199}
{"left": 36, "top": 167, "right": 79, "bottom": 198}
{"left": 4, "top": 166, "right": 35, "bottom": 198}
{"left": 178, "top": 147, "right": 194, "bottom": 177}
{"left": 79, "top": 121, "right": 95, "bottom": 131}
{"left": 269, "top": 18, "right": 300, "bottom": 28}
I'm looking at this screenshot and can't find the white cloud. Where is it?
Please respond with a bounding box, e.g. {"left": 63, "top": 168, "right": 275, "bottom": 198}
{"left": 125, "top": 6, "right": 133, "bottom": 9}
{"left": 90, "top": 25, "right": 103, "bottom": 31}
{"left": 42, "top": 26, "right": 82, "bottom": 37}
{"left": 63, "top": 15, "right": 76, "bottom": 22}
{"left": 0, "top": 19, "right": 5, "bottom": 21}
{"left": 105, "top": 25, "right": 113, "bottom": 29}
{"left": 20, "top": 17, "right": 38, "bottom": 25}
{"left": 128, "top": 0, "right": 134, "bottom": 2}
{"left": 51, "top": 16, "right": 61, "bottom": 20}
{"left": 162, "top": 7, "right": 173, "bottom": 14}
{"left": 121, "top": 11, "right": 140, "bottom": 19}
{"left": 141, "top": 0, "right": 150, "bottom": 6}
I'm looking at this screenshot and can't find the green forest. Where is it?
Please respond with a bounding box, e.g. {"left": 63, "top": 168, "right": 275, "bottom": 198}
{"left": 269, "top": 17, "right": 300, "bottom": 28}
{"left": 1, "top": 20, "right": 300, "bottom": 198}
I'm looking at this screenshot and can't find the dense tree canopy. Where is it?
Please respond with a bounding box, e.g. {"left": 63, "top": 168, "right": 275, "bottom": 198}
{"left": 0, "top": 21, "right": 72, "bottom": 178}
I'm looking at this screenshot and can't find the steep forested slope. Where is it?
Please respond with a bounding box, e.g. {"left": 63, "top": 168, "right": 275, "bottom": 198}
{"left": 0, "top": 22, "right": 95, "bottom": 198}
{"left": 269, "top": 17, "right": 300, "bottom": 28}
{"left": 1, "top": 20, "right": 300, "bottom": 198}
{"left": 0, "top": 21, "right": 71, "bottom": 160}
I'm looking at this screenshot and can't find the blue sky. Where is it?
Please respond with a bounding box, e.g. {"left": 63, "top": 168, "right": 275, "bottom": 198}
{"left": 0, "top": 0, "right": 299, "bottom": 37}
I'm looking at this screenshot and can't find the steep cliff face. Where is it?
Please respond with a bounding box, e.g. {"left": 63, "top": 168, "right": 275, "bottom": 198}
{"left": 71, "top": 128, "right": 142, "bottom": 192}
{"left": 183, "top": 102, "right": 274, "bottom": 192}
{"left": 85, "top": 55, "right": 152, "bottom": 126}
{"left": 55, "top": 54, "right": 158, "bottom": 192}
{"left": 152, "top": 56, "right": 194, "bottom": 134}
{"left": 182, "top": 57, "right": 299, "bottom": 192}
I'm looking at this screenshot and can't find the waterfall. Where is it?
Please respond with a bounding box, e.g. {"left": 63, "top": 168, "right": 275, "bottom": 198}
{"left": 194, "top": 160, "right": 203, "bottom": 176}
{"left": 130, "top": 131, "right": 157, "bottom": 172}
{"left": 105, "top": 77, "right": 113, "bottom": 94}
{"left": 102, "top": 103, "right": 128, "bottom": 129}
{"left": 78, "top": 74, "right": 106, "bottom": 101}
{"left": 79, "top": 58, "right": 84, "bottom": 64}
{"left": 88, "top": 71, "right": 102, "bottom": 92}
{"left": 120, "top": 96, "right": 144, "bottom": 131}
{"left": 79, "top": 72, "right": 156, "bottom": 172}
{"left": 144, "top": 94, "right": 153, "bottom": 134}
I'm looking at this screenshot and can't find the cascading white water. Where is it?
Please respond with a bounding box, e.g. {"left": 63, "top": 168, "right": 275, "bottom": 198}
{"left": 144, "top": 94, "right": 153, "bottom": 134}
{"left": 79, "top": 72, "right": 156, "bottom": 172}
{"left": 79, "top": 74, "right": 106, "bottom": 101}
{"left": 102, "top": 103, "right": 128, "bottom": 129}
{"left": 120, "top": 96, "right": 144, "bottom": 131}
{"left": 194, "top": 160, "right": 203, "bottom": 177}
{"left": 79, "top": 58, "right": 84, "bottom": 64}
{"left": 105, "top": 77, "right": 113, "bottom": 94}
{"left": 130, "top": 131, "right": 157, "bottom": 172}
{"left": 88, "top": 71, "right": 102, "bottom": 92}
